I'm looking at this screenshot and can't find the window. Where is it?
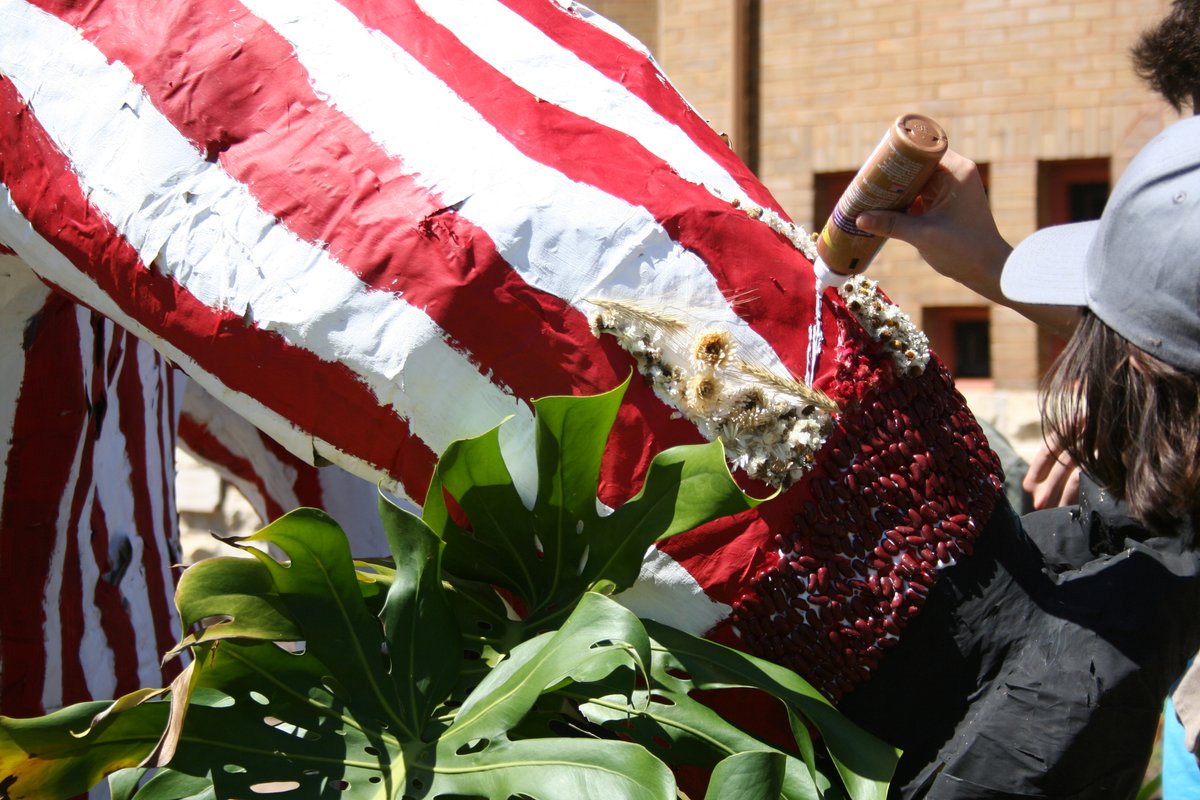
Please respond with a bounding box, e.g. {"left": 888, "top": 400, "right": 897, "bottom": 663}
{"left": 1036, "top": 158, "right": 1110, "bottom": 373}
{"left": 923, "top": 306, "right": 991, "bottom": 380}
{"left": 812, "top": 171, "right": 855, "bottom": 232}
{"left": 1038, "top": 158, "right": 1110, "bottom": 227}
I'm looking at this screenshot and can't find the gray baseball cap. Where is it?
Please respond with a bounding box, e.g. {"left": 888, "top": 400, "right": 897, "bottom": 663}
{"left": 1001, "top": 114, "right": 1200, "bottom": 375}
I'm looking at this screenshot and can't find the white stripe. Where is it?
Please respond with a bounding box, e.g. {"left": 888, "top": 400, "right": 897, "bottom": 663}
{"left": 245, "top": 0, "right": 799, "bottom": 385}
{"left": 77, "top": 485, "right": 119, "bottom": 702}
{"left": 414, "top": 0, "right": 762, "bottom": 207}
{"left": 133, "top": 335, "right": 182, "bottom": 681}
{"left": 615, "top": 546, "right": 732, "bottom": 634}
{"left": 82, "top": 313, "right": 132, "bottom": 702}
{"left": 0, "top": 3, "right": 536, "bottom": 494}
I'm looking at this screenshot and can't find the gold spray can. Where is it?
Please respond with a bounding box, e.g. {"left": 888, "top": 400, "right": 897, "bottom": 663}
{"left": 816, "top": 113, "right": 948, "bottom": 276}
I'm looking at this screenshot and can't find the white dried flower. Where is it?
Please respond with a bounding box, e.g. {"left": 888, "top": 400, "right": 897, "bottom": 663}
{"left": 692, "top": 329, "right": 736, "bottom": 369}
{"left": 839, "top": 275, "right": 931, "bottom": 375}
{"left": 685, "top": 373, "right": 723, "bottom": 414}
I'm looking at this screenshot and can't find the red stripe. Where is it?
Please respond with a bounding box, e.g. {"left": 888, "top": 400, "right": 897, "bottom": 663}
{"left": 0, "top": 292, "right": 86, "bottom": 715}
{"left": 336, "top": 0, "right": 836, "bottom": 387}
{"left": 0, "top": 72, "right": 438, "bottom": 497}
{"left": 494, "top": 0, "right": 778, "bottom": 212}
{"left": 60, "top": 470, "right": 90, "bottom": 708}
{"left": 114, "top": 332, "right": 181, "bottom": 662}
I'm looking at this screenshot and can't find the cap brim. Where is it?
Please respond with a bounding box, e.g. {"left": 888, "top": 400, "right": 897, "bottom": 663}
{"left": 1000, "top": 220, "right": 1098, "bottom": 307}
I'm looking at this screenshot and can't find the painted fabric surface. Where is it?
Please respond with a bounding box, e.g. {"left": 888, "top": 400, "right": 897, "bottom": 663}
{"left": 0, "top": 257, "right": 184, "bottom": 717}
{"left": 0, "top": 0, "right": 1002, "bottom": 702}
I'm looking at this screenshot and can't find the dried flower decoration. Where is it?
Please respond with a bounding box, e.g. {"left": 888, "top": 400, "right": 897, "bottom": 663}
{"left": 838, "top": 275, "right": 931, "bottom": 376}
{"left": 730, "top": 198, "right": 819, "bottom": 261}
{"left": 735, "top": 361, "right": 839, "bottom": 415}
{"left": 692, "top": 329, "right": 735, "bottom": 369}
{"left": 587, "top": 297, "right": 836, "bottom": 488}
{"left": 686, "top": 373, "right": 723, "bottom": 414}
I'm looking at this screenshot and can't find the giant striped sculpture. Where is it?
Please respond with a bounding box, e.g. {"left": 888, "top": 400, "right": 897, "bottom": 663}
{"left": 0, "top": 0, "right": 1002, "bottom": 719}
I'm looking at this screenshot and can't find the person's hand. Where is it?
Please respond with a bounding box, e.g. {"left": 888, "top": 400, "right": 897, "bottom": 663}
{"left": 1022, "top": 439, "right": 1082, "bottom": 510}
{"left": 855, "top": 150, "right": 1011, "bottom": 296}
{"left": 855, "top": 149, "right": 1079, "bottom": 338}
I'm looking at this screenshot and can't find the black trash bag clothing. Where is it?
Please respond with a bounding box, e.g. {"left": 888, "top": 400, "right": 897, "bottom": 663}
{"left": 837, "top": 478, "right": 1200, "bottom": 799}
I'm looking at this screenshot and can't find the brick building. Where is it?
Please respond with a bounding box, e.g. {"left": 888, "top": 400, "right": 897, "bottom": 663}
{"left": 588, "top": 0, "right": 1183, "bottom": 456}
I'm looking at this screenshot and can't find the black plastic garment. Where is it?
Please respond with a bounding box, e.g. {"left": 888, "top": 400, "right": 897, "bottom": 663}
{"left": 837, "top": 479, "right": 1200, "bottom": 799}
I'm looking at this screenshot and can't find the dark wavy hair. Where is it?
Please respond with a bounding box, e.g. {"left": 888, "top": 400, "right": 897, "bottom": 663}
{"left": 1042, "top": 310, "right": 1200, "bottom": 537}
{"left": 1131, "top": 0, "right": 1200, "bottom": 112}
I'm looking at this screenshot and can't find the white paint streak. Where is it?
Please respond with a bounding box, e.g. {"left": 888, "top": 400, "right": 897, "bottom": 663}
{"left": 805, "top": 259, "right": 849, "bottom": 386}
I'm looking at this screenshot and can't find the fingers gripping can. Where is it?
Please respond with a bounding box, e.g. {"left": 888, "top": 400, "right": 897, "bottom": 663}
{"left": 817, "top": 113, "right": 948, "bottom": 275}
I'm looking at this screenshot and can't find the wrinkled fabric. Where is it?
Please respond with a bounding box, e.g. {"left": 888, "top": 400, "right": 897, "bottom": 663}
{"left": 838, "top": 479, "right": 1200, "bottom": 799}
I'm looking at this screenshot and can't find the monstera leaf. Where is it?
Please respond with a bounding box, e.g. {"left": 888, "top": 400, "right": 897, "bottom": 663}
{"left": 0, "top": 383, "right": 895, "bottom": 799}
{"left": 424, "top": 379, "right": 764, "bottom": 635}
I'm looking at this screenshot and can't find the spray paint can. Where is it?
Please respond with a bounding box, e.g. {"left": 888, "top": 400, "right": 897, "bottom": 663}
{"left": 816, "top": 113, "right": 948, "bottom": 276}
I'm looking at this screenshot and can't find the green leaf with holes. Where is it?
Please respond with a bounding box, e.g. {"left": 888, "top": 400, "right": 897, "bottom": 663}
{"left": 0, "top": 698, "right": 165, "bottom": 800}
{"left": 425, "top": 376, "right": 766, "bottom": 639}
{"left": 0, "top": 386, "right": 893, "bottom": 800}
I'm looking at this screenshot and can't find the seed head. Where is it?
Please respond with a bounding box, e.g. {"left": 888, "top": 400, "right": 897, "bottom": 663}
{"left": 692, "top": 329, "right": 735, "bottom": 368}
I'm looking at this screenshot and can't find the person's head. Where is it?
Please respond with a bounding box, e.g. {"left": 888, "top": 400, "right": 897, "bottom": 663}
{"left": 1131, "top": 0, "right": 1200, "bottom": 114}
{"left": 1001, "top": 116, "right": 1200, "bottom": 534}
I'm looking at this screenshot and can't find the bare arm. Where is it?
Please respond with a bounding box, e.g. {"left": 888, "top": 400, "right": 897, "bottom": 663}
{"left": 855, "top": 150, "right": 1079, "bottom": 338}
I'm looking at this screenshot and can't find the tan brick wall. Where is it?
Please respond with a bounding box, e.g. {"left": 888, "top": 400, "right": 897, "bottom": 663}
{"left": 657, "top": 1, "right": 743, "bottom": 141}
{"left": 584, "top": 0, "right": 659, "bottom": 53}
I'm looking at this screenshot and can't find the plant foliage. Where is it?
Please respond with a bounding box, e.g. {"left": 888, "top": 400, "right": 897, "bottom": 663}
{"left": 0, "top": 380, "right": 897, "bottom": 799}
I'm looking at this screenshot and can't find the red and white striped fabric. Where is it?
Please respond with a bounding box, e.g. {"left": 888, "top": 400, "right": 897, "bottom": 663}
{"left": 0, "top": 251, "right": 385, "bottom": 719}
{"left": 0, "top": 0, "right": 1003, "bottom": 704}
{"left": 178, "top": 377, "right": 390, "bottom": 556}
{"left": 0, "top": 255, "right": 183, "bottom": 718}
